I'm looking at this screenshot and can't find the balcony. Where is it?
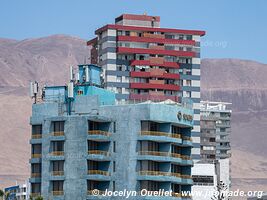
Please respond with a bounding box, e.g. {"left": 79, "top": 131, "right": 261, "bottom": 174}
{"left": 130, "top": 71, "right": 179, "bottom": 80}
{"left": 88, "top": 190, "right": 106, "bottom": 196}
{"left": 31, "top": 173, "right": 41, "bottom": 178}
{"left": 150, "top": 57, "right": 164, "bottom": 64}
{"left": 117, "top": 47, "right": 195, "bottom": 57}
{"left": 52, "top": 131, "right": 64, "bottom": 136}
{"left": 88, "top": 170, "right": 110, "bottom": 176}
{"left": 130, "top": 59, "right": 179, "bottom": 69}
{"left": 139, "top": 131, "right": 182, "bottom": 144}
{"left": 144, "top": 33, "right": 165, "bottom": 39}
{"left": 52, "top": 191, "right": 64, "bottom": 196}
{"left": 31, "top": 154, "right": 41, "bottom": 158}
{"left": 32, "top": 134, "right": 42, "bottom": 139}
{"left": 130, "top": 82, "right": 180, "bottom": 91}
{"left": 87, "top": 150, "right": 111, "bottom": 161}
{"left": 117, "top": 35, "right": 196, "bottom": 46}
{"left": 138, "top": 171, "right": 192, "bottom": 184}
{"left": 30, "top": 193, "right": 41, "bottom": 198}
{"left": 140, "top": 131, "right": 181, "bottom": 138}
{"left": 88, "top": 130, "right": 110, "bottom": 136}
{"left": 52, "top": 171, "right": 64, "bottom": 176}
{"left": 51, "top": 151, "right": 64, "bottom": 156}
{"left": 87, "top": 130, "right": 111, "bottom": 141}
{"left": 149, "top": 79, "right": 165, "bottom": 84}
{"left": 149, "top": 45, "right": 165, "bottom": 50}
{"left": 216, "top": 123, "right": 231, "bottom": 128}
{"left": 182, "top": 136, "right": 193, "bottom": 146}
{"left": 88, "top": 150, "right": 110, "bottom": 156}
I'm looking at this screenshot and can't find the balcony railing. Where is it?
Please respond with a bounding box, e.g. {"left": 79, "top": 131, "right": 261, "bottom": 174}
{"left": 88, "top": 170, "right": 110, "bottom": 176}
{"left": 52, "top": 131, "right": 64, "bottom": 136}
{"left": 144, "top": 33, "right": 165, "bottom": 39}
{"left": 180, "top": 155, "right": 191, "bottom": 160}
{"left": 52, "top": 171, "right": 64, "bottom": 176}
{"left": 88, "top": 150, "right": 110, "bottom": 156}
{"left": 88, "top": 130, "right": 110, "bottom": 136}
{"left": 138, "top": 151, "right": 169, "bottom": 157}
{"left": 172, "top": 192, "right": 182, "bottom": 197}
{"left": 52, "top": 191, "right": 64, "bottom": 196}
{"left": 31, "top": 173, "right": 41, "bottom": 178}
{"left": 139, "top": 171, "right": 192, "bottom": 179}
{"left": 51, "top": 151, "right": 64, "bottom": 156}
{"left": 32, "top": 134, "right": 42, "bottom": 139}
{"left": 149, "top": 57, "right": 164, "bottom": 64}
{"left": 31, "top": 154, "right": 41, "bottom": 158}
{"left": 140, "top": 131, "right": 181, "bottom": 139}
{"left": 88, "top": 190, "right": 106, "bottom": 195}
{"left": 138, "top": 151, "right": 190, "bottom": 160}
{"left": 30, "top": 193, "right": 41, "bottom": 198}
{"left": 182, "top": 136, "right": 192, "bottom": 141}
{"left": 149, "top": 45, "right": 165, "bottom": 50}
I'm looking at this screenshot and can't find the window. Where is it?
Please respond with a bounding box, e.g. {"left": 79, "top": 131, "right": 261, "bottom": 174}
{"left": 52, "top": 181, "right": 63, "bottom": 192}
{"left": 113, "top": 142, "right": 116, "bottom": 153}
{"left": 192, "top": 175, "right": 214, "bottom": 186}
{"left": 117, "top": 88, "right": 122, "bottom": 94}
{"left": 53, "top": 121, "right": 64, "bottom": 133}
{"left": 113, "top": 181, "right": 116, "bottom": 191}
{"left": 184, "top": 91, "right": 191, "bottom": 98}
{"left": 32, "top": 125, "right": 42, "bottom": 135}
{"left": 113, "top": 161, "right": 116, "bottom": 172}
{"left": 186, "top": 80, "right": 191, "bottom": 86}
{"left": 52, "top": 161, "right": 64, "bottom": 172}
{"left": 32, "top": 163, "right": 41, "bottom": 174}
{"left": 140, "top": 180, "right": 159, "bottom": 191}
{"left": 31, "top": 183, "right": 41, "bottom": 193}
{"left": 113, "top": 122, "right": 116, "bottom": 133}
{"left": 186, "top": 35, "right": 192, "bottom": 40}
{"left": 141, "top": 121, "right": 160, "bottom": 131}
{"left": 32, "top": 144, "right": 42, "bottom": 154}
{"left": 51, "top": 141, "right": 64, "bottom": 152}
{"left": 116, "top": 76, "right": 122, "bottom": 82}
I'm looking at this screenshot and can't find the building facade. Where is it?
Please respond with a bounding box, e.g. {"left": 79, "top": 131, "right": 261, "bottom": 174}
{"left": 29, "top": 64, "right": 195, "bottom": 200}
{"left": 200, "top": 101, "right": 232, "bottom": 161}
{"left": 4, "top": 181, "right": 30, "bottom": 200}
{"left": 191, "top": 163, "right": 217, "bottom": 200}
{"left": 87, "top": 13, "right": 205, "bottom": 160}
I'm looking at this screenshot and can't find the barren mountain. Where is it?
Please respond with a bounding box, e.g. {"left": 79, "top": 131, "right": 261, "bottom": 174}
{"left": 0, "top": 36, "right": 266, "bottom": 194}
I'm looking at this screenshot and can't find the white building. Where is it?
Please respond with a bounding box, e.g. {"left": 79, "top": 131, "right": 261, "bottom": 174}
{"left": 192, "top": 163, "right": 217, "bottom": 200}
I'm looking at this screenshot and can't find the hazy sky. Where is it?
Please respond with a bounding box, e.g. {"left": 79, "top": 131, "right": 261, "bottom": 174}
{"left": 0, "top": 0, "right": 266, "bottom": 63}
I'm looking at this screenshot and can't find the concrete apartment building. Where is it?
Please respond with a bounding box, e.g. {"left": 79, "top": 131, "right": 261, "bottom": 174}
{"left": 191, "top": 101, "right": 232, "bottom": 199}
{"left": 29, "top": 65, "right": 195, "bottom": 200}
{"left": 87, "top": 13, "right": 205, "bottom": 160}
{"left": 200, "top": 101, "right": 231, "bottom": 161}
